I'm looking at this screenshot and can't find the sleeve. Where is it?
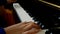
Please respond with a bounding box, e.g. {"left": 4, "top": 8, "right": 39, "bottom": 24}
{"left": 0, "top": 0, "right": 6, "bottom": 6}
{"left": 0, "top": 28, "right": 6, "bottom": 34}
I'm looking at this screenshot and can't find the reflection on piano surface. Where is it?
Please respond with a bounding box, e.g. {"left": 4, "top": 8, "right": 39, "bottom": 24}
{"left": 43, "top": 0, "right": 60, "bottom": 5}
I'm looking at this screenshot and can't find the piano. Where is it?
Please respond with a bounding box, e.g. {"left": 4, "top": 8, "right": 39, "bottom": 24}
{"left": 13, "top": 0, "right": 60, "bottom": 34}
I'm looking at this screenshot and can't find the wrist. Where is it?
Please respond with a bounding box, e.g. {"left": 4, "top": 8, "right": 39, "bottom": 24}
{"left": 4, "top": 24, "right": 20, "bottom": 34}
{"left": 4, "top": 27, "right": 10, "bottom": 34}
{"left": 4, "top": 26, "right": 14, "bottom": 34}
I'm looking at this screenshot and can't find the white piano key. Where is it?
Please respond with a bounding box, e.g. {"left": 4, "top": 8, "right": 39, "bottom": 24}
{"left": 13, "top": 3, "right": 35, "bottom": 22}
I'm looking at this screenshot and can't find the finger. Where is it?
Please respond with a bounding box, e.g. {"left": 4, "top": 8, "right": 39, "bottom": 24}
{"left": 22, "top": 28, "right": 40, "bottom": 34}
{"left": 31, "top": 21, "right": 41, "bottom": 29}
{"left": 23, "top": 22, "right": 35, "bottom": 31}
{"left": 27, "top": 21, "right": 40, "bottom": 29}
{"left": 19, "top": 21, "right": 32, "bottom": 25}
{"left": 5, "top": 22, "right": 28, "bottom": 29}
{"left": 23, "top": 22, "right": 40, "bottom": 31}
{"left": 14, "top": 22, "right": 28, "bottom": 26}
{"left": 19, "top": 23, "right": 29, "bottom": 29}
{"left": 18, "top": 22, "right": 33, "bottom": 30}
{"left": 32, "top": 23, "right": 40, "bottom": 29}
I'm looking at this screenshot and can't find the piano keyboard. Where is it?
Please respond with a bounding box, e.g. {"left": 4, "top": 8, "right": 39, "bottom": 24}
{"left": 13, "top": 3, "right": 48, "bottom": 34}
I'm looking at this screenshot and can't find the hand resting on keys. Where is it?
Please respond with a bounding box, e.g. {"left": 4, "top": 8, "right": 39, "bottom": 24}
{"left": 4, "top": 22, "right": 41, "bottom": 34}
